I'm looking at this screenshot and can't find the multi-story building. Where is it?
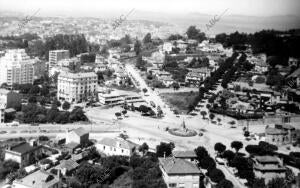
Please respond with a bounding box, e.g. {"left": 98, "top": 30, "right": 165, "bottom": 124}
{"left": 185, "top": 68, "right": 212, "bottom": 86}
{"left": 57, "top": 71, "right": 97, "bottom": 103}
{"left": 96, "top": 137, "right": 138, "bottom": 157}
{"left": 98, "top": 90, "right": 143, "bottom": 106}
{"left": 0, "top": 49, "right": 35, "bottom": 86}
{"left": 265, "top": 124, "right": 297, "bottom": 145}
{"left": 49, "top": 50, "right": 70, "bottom": 69}
{"left": 5, "top": 141, "right": 42, "bottom": 167}
{"left": 253, "top": 156, "right": 286, "bottom": 184}
{"left": 159, "top": 157, "right": 201, "bottom": 188}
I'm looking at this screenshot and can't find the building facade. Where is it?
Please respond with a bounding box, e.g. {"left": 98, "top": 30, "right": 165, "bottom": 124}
{"left": 66, "top": 127, "right": 89, "bottom": 145}
{"left": 159, "top": 157, "right": 201, "bottom": 188}
{"left": 5, "top": 142, "right": 42, "bottom": 167}
{"left": 253, "top": 156, "right": 286, "bottom": 184}
{"left": 49, "top": 50, "right": 70, "bottom": 69}
{"left": 57, "top": 71, "right": 97, "bottom": 103}
{"left": 96, "top": 137, "right": 137, "bottom": 157}
{"left": 265, "top": 124, "right": 296, "bottom": 145}
{"left": 0, "top": 49, "right": 35, "bottom": 86}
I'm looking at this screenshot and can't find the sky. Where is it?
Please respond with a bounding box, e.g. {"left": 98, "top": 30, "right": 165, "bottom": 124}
{"left": 0, "top": 0, "right": 300, "bottom": 17}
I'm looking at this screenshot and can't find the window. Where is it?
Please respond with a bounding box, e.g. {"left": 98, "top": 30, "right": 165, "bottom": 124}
{"left": 178, "top": 183, "right": 185, "bottom": 188}
{"left": 103, "top": 146, "right": 105, "bottom": 150}
{"left": 193, "top": 183, "right": 199, "bottom": 188}
{"left": 169, "top": 183, "right": 176, "bottom": 187}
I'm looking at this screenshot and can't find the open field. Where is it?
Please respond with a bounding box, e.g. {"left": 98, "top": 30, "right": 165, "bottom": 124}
{"left": 160, "top": 92, "right": 198, "bottom": 114}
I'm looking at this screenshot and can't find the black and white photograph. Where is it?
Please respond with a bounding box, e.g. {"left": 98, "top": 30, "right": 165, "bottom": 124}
{"left": 0, "top": 0, "right": 300, "bottom": 187}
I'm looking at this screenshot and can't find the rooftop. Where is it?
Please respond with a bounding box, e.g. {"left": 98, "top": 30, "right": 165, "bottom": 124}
{"left": 255, "top": 156, "right": 280, "bottom": 163}
{"left": 98, "top": 137, "right": 138, "bottom": 150}
{"left": 58, "top": 71, "right": 97, "bottom": 79}
{"left": 159, "top": 157, "right": 201, "bottom": 175}
{"left": 13, "top": 170, "right": 59, "bottom": 188}
{"left": 265, "top": 127, "right": 287, "bottom": 135}
{"left": 7, "top": 142, "right": 40, "bottom": 155}
{"left": 59, "top": 159, "right": 79, "bottom": 171}
{"left": 173, "top": 150, "right": 197, "bottom": 158}
{"left": 71, "top": 127, "right": 89, "bottom": 137}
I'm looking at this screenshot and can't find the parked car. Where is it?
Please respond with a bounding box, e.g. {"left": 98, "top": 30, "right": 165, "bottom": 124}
{"left": 215, "top": 157, "right": 225, "bottom": 165}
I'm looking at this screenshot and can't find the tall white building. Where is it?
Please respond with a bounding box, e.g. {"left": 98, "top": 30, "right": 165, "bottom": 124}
{"left": 57, "top": 71, "right": 97, "bottom": 103}
{"left": 0, "top": 49, "right": 35, "bottom": 86}
{"left": 49, "top": 50, "right": 70, "bottom": 69}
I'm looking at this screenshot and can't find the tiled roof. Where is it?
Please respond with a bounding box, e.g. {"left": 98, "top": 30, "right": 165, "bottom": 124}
{"left": 98, "top": 138, "right": 136, "bottom": 150}
{"left": 173, "top": 150, "right": 197, "bottom": 158}
{"left": 255, "top": 156, "right": 279, "bottom": 163}
{"left": 159, "top": 157, "right": 201, "bottom": 175}
{"left": 265, "top": 128, "right": 287, "bottom": 135}
{"left": 13, "top": 170, "right": 59, "bottom": 188}
{"left": 72, "top": 127, "right": 89, "bottom": 137}
{"left": 59, "top": 159, "right": 79, "bottom": 171}
{"left": 8, "top": 142, "right": 40, "bottom": 155}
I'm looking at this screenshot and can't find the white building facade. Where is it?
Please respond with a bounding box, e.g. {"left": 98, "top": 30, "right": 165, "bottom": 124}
{"left": 57, "top": 71, "right": 97, "bottom": 103}
{"left": 0, "top": 49, "right": 34, "bottom": 86}
{"left": 49, "top": 50, "right": 70, "bottom": 69}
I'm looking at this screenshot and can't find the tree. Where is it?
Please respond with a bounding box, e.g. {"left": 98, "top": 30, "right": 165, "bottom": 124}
{"left": 186, "top": 26, "right": 206, "bottom": 42}
{"left": 223, "top": 150, "right": 235, "bottom": 162}
{"left": 194, "top": 146, "right": 209, "bottom": 161}
{"left": 0, "top": 160, "right": 20, "bottom": 180}
{"left": 53, "top": 99, "right": 61, "bottom": 107}
{"left": 216, "top": 179, "right": 234, "bottom": 188}
{"left": 143, "top": 33, "right": 152, "bottom": 43}
{"left": 251, "top": 178, "right": 266, "bottom": 188}
{"left": 209, "top": 113, "right": 215, "bottom": 121}
{"left": 156, "top": 142, "right": 175, "bottom": 157}
{"left": 267, "top": 177, "right": 287, "bottom": 188}
{"left": 208, "top": 168, "right": 225, "bottom": 183}
{"left": 142, "top": 88, "right": 148, "bottom": 94}
{"left": 214, "top": 143, "right": 226, "bottom": 155}
{"left": 134, "top": 40, "right": 142, "bottom": 55}
{"left": 122, "top": 110, "right": 127, "bottom": 116}
{"left": 28, "top": 96, "right": 37, "bottom": 103}
{"left": 138, "top": 142, "right": 149, "bottom": 155}
{"left": 231, "top": 141, "right": 243, "bottom": 153}
{"left": 200, "top": 111, "right": 207, "bottom": 119}
{"left": 115, "top": 112, "right": 122, "bottom": 118}
{"left": 62, "top": 101, "right": 71, "bottom": 111}
{"left": 29, "top": 85, "right": 40, "bottom": 94}
{"left": 200, "top": 156, "right": 216, "bottom": 170}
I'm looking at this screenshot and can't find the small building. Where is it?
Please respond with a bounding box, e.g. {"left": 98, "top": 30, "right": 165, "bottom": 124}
{"left": 12, "top": 170, "right": 61, "bottom": 188}
{"left": 58, "top": 159, "right": 79, "bottom": 176}
{"left": 159, "top": 157, "right": 201, "bottom": 188}
{"left": 253, "top": 156, "right": 286, "bottom": 184}
{"left": 185, "top": 68, "right": 211, "bottom": 86}
{"left": 5, "top": 141, "right": 42, "bottom": 167}
{"left": 0, "top": 88, "right": 22, "bottom": 109}
{"left": 66, "top": 127, "right": 89, "bottom": 145}
{"left": 96, "top": 138, "right": 138, "bottom": 157}
{"left": 173, "top": 150, "right": 197, "bottom": 162}
{"left": 265, "top": 124, "right": 296, "bottom": 145}
{"left": 98, "top": 90, "right": 143, "bottom": 106}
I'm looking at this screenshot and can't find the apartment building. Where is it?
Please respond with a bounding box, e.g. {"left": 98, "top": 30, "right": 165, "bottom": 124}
{"left": 0, "top": 49, "right": 35, "bottom": 86}
{"left": 57, "top": 71, "right": 97, "bottom": 103}
{"left": 49, "top": 50, "right": 70, "bottom": 69}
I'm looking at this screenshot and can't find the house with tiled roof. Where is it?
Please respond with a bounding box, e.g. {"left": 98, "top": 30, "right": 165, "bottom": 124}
{"left": 265, "top": 124, "right": 296, "bottom": 145}
{"left": 66, "top": 127, "right": 89, "bottom": 145}
{"left": 159, "top": 157, "right": 201, "bottom": 188}
{"left": 5, "top": 141, "right": 42, "bottom": 167}
{"left": 252, "top": 155, "right": 286, "bottom": 184}
{"left": 95, "top": 137, "right": 138, "bottom": 157}
{"left": 173, "top": 150, "right": 197, "bottom": 163}
{"left": 12, "top": 170, "right": 61, "bottom": 188}
{"left": 58, "top": 159, "right": 79, "bottom": 176}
